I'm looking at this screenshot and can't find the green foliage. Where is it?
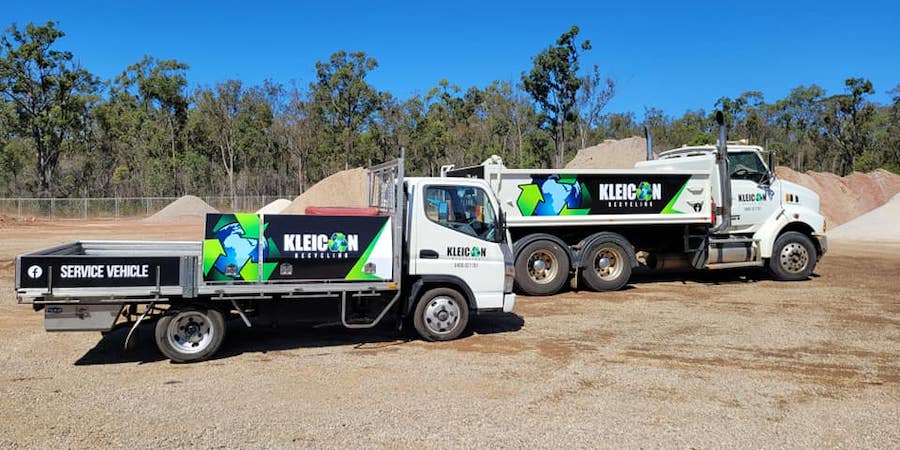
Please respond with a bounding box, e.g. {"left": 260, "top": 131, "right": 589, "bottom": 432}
{"left": 522, "top": 25, "right": 592, "bottom": 168}
{"left": 311, "top": 51, "right": 381, "bottom": 170}
{"left": 0, "top": 21, "right": 898, "bottom": 201}
{"left": 0, "top": 21, "right": 99, "bottom": 195}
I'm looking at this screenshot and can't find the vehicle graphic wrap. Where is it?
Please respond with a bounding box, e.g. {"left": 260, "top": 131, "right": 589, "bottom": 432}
{"left": 515, "top": 174, "right": 692, "bottom": 216}
{"left": 203, "top": 213, "right": 393, "bottom": 282}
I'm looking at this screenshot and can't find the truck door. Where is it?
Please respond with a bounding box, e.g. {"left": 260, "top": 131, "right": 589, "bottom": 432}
{"left": 729, "top": 151, "right": 778, "bottom": 232}
{"left": 409, "top": 182, "right": 506, "bottom": 309}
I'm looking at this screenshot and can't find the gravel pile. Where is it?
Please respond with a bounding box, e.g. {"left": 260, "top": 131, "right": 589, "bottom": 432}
{"left": 255, "top": 198, "right": 291, "bottom": 215}
{"left": 143, "top": 195, "right": 218, "bottom": 223}
{"left": 282, "top": 168, "right": 368, "bottom": 214}
{"left": 566, "top": 136, "right": 652, "bottom": 169}
{"left": 828, "top": 193, "right": 900, "bottom": 242}
{"left": 776, "top": 167, "right": 900, "bottom": 226}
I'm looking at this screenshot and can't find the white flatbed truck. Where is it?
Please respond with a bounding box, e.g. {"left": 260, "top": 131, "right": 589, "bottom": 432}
{"left": 443, "top": 113, "right": 827, "bottom": 295}
{"left": 15, "top": 154, "right": 516, "bottom": 362}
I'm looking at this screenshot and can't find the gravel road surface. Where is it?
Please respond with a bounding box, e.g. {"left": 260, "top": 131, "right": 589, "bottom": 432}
{"left": 0, "top": 220, "right": 897, "bottom": 448}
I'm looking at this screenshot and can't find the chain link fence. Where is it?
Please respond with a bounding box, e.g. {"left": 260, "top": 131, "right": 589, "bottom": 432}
{"left": 0, "top": 196, "right": 287, "bottom": 220}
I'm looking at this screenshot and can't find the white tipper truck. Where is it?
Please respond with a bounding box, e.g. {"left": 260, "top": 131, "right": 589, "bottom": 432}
{"left": 15, "top": 154, "right": 516, "bottom": 362}
{"left": 443, "top": 112, "right": 827, "bottom": 295}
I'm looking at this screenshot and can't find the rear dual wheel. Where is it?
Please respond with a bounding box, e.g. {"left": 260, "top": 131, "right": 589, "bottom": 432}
{"left": 514, "top": 240, "right": 571, "bottom": 295}
{"left": 155, "top": 307, "right": 226, "bottom": 363}
{"left": 580, "top": 240, "right": 632, "bottom": 292}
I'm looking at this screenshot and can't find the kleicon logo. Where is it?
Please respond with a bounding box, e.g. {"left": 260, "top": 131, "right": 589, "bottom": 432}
{"left": 597, "top": 181, "right": 662, "bottom": 201}
{"left": 283, "top": 233, "right": 359, "bottom": 252}
{"left": 447, "top": 246, "right": 487, "bottom": 258}
{"left": 27, "top": 265, "right": 43, "bottom": 279}
{"left": 737, "top": 192, "right": 770, "bottom": 202}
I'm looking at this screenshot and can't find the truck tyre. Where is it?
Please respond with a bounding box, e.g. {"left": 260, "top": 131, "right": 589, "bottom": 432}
{"left": 768, "top": 231, "right": 817, "bottom": 281}
{"left": 581, "top": 240, "right": 632, "bottom": 292}
{"left": 515, "top": 240, "right": 570, "bottom": 295}
{"left": 413, "top": 288, "right": 469, "bottom": 341}
{"left": 155, "top": 307, "right": 226, "bottom": 363}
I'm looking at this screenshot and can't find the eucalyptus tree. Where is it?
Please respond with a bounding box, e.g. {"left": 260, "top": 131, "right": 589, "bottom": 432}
{"left": 0, "top": 21, "right": 98, "bottom": 195}
{"left": 522, "top": 25, "right": 593, "bottom": 168}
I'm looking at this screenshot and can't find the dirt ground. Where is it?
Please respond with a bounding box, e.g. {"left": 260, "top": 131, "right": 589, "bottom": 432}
{"left": 0, "top": 220, "right": 898, "bottom": 449}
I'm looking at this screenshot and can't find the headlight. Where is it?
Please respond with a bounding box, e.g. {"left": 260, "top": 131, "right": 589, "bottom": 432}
{"left": 504, "top": 262, "right": 515, "bottom": 293}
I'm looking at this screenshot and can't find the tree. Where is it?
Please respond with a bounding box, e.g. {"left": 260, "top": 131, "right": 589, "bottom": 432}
{"left": 771, "top": 85, "right": 825, "bottom": 170}
{"left": 821, "top": 78, "right": 876, "bottom": 175}
{"left": 310, "top": 51, "right": 381, "bottom": 170}
{"left": 115, "top": 56, "right": 190, "bottom": 180}
{"left": 576, "top": 64, "right": 615, "bottom": 149}
{"left": 885, "top": 85, "right": 900, "bottom": 172}
{"left": 193, "top": 80, "right": 245, "bottom": 207}
{"left": 522, "top": 25, "right": 593, "bottom": 168}
{"left": 0, "top": 21, "right": 98, "bottom": 195}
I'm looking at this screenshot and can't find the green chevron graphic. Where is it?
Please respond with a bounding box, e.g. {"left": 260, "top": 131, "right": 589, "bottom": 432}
{"left": 560, "top": 204, "right": 591, "bottom": 215}
{"left": 661, "top": 181, "right": 688, "bottom": 214}
{"left": 516, "top": 183, "right": 545, "bottom": 216}
{"left": 345, "top": 220, "right": 389, "bottom": 280}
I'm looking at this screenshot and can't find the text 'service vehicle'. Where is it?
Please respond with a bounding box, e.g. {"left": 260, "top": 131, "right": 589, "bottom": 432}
{"left": 16, "top": 153, "right": 516, "bottom": 362}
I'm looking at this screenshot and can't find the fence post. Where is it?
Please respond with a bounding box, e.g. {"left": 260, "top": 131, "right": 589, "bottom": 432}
{"left": 115, "top": 197, "right": 119, "bottom": 220}
{"left": 50, "top": 198, "right": 54, "bottom": 220}
{"left": 83, "top": 198, "right": 88, "bottom": 219}
{"left": 17, "top": 198, "right": 22, "bottom": 220}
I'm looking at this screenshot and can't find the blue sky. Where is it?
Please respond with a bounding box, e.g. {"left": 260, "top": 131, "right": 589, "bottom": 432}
{"left": 3, "top": 1, "right": 898, "bottom": 117}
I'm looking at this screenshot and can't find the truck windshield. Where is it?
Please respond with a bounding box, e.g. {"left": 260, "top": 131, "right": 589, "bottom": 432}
{"left": 424, "top": 185, "right": 500, "bottom": 242}
{"left": 728, "top": 152, "right": 770, "bottom": 184}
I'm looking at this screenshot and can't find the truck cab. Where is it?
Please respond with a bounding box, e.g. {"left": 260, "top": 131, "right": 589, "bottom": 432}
{"left": 405, "top": 176, "right": 515, "bottom": 315}
{"left": 637, "top": 144, "right": 827, "bottom": 254}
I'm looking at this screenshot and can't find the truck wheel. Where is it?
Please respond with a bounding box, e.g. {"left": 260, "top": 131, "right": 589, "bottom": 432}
{"left": 768, "top": 231, "right": 817, "bottom": 281}
{"left": 155, "top": 307, "right": 226, "bottom": 363}
{"left": 581, "top": 240, "right": 632, "bottom": 291}
{"left": 413, "top": 288, "right": 469, "bottom": 341}
{"left": 515, "top": 240, "right": 570, "bottom": 295}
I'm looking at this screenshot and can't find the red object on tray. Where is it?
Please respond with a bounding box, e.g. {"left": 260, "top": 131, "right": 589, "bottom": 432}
{"left": 304, "top": 206, "right": 382, "bottom": 216}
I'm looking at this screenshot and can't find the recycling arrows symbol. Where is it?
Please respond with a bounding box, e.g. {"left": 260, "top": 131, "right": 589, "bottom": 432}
{"left": 516, "top": 180, "right": 591, "bottom": 216}
{"left": 516, "top": 184, "right": 544, "bottom": 216}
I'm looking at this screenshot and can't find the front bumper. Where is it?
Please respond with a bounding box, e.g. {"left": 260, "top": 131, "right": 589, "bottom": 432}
{"left": 502, "top": 293, "right": 516, "bottom": 313}
{"left": 814, "top": 234, "right": 828, "bottom": 259}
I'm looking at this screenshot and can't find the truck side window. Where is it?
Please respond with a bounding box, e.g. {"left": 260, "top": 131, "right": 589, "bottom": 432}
{"left": 424, "top": 186, "right": 499, "bottom": 242}
{"left": 728, "top": 153, "right": 769, "bottom": 184}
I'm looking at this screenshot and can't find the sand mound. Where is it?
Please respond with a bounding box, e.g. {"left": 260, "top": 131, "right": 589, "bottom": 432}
{"left": 566, "top": 136, "right": 651, "bottom": 169}
{"left": 775, "top": 167, "right": 900, "bottom": 226}
{"left": 282, "top": 168, "right": 368, "bottom": 214}
{"left": 143, "top": 195, "right": 219, "bottom": 223}
{"left": 828, "top": 194, "right": 900, "bottom": 242}
{"left": 256, "top": 198, "right": 291, "bottom": 215}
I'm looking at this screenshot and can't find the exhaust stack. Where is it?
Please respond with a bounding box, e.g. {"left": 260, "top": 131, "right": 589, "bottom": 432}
{"left": 644, "top": 126, "right": 654, "bottom": 160}
{"left": 710, "top": 111, "right": 731, "bottom": 233}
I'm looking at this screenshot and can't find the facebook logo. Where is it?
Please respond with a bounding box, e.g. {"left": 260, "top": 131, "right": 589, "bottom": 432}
{"left": 27, "top": 265, "right": 43, "bottom": 279}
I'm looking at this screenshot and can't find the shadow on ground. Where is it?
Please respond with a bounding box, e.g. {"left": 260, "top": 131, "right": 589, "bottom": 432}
{"left": 74, "top": 312, "right": 524, "bottom": 366}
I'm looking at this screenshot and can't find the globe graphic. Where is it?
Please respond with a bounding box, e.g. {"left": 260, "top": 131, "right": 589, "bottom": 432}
{"left": 213, "top": 222, "right": 267, "bottom": 275}
{"left": 328, "top": 233, "right": 348, "bottom": 252}
{"left": 533, "top": 178, "right": 583, "bottom": 215}
{"left": 636, "top": 181, "right": 653, "bottom": 201}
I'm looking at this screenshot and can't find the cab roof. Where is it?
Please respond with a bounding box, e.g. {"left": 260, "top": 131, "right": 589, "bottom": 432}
{"left": 657, "top": 144, "right": 765, "bottom": 160}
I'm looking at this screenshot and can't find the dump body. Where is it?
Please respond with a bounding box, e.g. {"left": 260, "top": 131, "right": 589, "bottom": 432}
{"left": 453, "top": 165, "right": 714, "bottom": 227}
